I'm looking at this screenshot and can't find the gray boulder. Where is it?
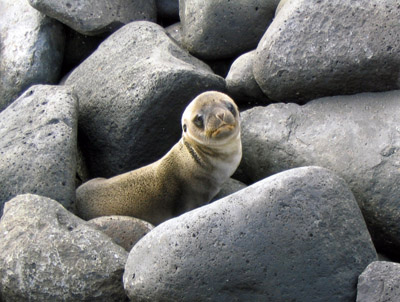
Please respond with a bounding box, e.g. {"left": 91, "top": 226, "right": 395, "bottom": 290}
{"left": 179, "top": 0, "right": 279, "bottom": 60}
{"left": 89, "top": 216, "right": 154, "bottom": 252}
{"left": 156, "top": 0, "right": 179, "bottom": 21}
{"left": 0, "top": 0, "right": 65, "bottom": 112}
{"left": 254, "top": 0, "right": 400, "bottom": 103}
{"left": 357, "top": 261, "right": 400, "bottom": 302}
{"left": 226, "top": 50, "right": 269, "bottom": 106}
{"left": 66, "top": 21, "right": 225, "bottom": 178}
{"left": 124, "top": 166, "right": 377, "bottom": 301}
{"left": 211, "top": 178, "right": 247, "bottom": 202}
{"left": 0, "top": 194, "right": 128, "bottom": 301}
{"left": 28, "top": 0, "right": 157, "bottom": 36}
{"left": 0, "top": 85, "right": 78, "bottom": 216}
{"left": 239, "top": 90, "right": 400, "bottom": 257}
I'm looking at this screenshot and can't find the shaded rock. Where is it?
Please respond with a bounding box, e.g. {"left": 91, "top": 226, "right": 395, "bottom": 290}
{"left": 254, "top": 0, "right": 400, "bottom": 103}
{"left": 0, "top": 0, "right": 65, "bottom": 112}
{"left": 226, "top": 50, "right": 269, "bottom": 106}
{"left": 239, "top": 90, "right": 400, "bottom": 257}
{"left": 0, "top": 85, "right": 78, "bottom": 216}
{"left": 28, "top": 0, "right": 157, "bottom": 36}
{"left": 124, "top": 166, "right": 377, "bottom": 301}
{"left": 211, "top": 178, "right": 247, "bottom": 202}
{"left": 156, "top": 0, "right": 179, "bottom": 23}
{"left": 165, "top": 22, "right": 183, "bottom": 45}
{"left": 179, "top": 0, "right": 279, "bottom": 59}
{"left": 357, "top": 261, "right": 400, "bottom": 302}
{"left": 61, "top": 27, "right": 104, "bottom": 77}
{"left": 65, "top": 21, "right": 225, "bottom": 178}
{"left": 89, "top": 216, "right": 154, "bottom": 252}
{"left": 0, "top": 194, "right": 128, "bottom": 301}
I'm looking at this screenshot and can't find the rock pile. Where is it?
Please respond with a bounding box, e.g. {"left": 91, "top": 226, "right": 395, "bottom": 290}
{"left": 1, "top": 0, "right": 400, "bottom": 300}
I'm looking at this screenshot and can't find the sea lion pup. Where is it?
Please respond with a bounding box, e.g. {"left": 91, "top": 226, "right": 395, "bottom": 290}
{"left": 76, "top": 91, "right": 242, "bottom": 225}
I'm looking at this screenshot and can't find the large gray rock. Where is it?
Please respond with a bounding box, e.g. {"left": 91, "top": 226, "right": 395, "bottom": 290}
{"left": 179, "top": 0, "right": 279, "bottom": 59}
{"left": 254, "top": 0, "right": 400, "bottom": 103}
{"left": 124, "top": 166, "right": 377, "bottom": 301}
{"left": 28, "top": 0, "right": 157, "bottom": 36}
{"left": 66, "top": 21, "right": 225, "bottom": 178}
{"left": 357, "top": 261, "right": 400, "bottom": 302}
{"left": 0, "top": 85, "right": 78, "bottom": 215}
{"left": 0, "top": 194, "right": 128, "bottom": 301}
{"left": 239, "top": 90, "right": 400, "bottom": 257}
{"left": 225, "top": 50, "right": 269, "bottom": 106}
{"left": 0, "top": 0, "right": 65, "bottom": 112}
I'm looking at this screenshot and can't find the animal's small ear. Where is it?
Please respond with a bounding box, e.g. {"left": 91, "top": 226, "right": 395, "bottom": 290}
{"left": 183, "top": 124, "right": 187, "bottom": 132}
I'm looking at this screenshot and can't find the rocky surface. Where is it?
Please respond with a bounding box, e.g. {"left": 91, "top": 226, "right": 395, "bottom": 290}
{"left": 66, "top": 21, "right": 225, "bottom": 178}
{"left": 254, "top": 0, "right": 400, "bottom": 103}
{"left": 239, "top": 90, "right": 400, "bottom": 258}
{"left": 179, "top": 0, "right": 279, "bottom": 60}
{"left": 28, "top": 0, "right": 157, "bottom": 36}
{"left": 89, "top": 216, "right": 154, "bottom": 252}
{"left": 0, "top": 85, "right": 78, "bottom": 215}
{"left": 357, "top": 261, "right": 400, "bottom": 302}
{"left": 124, "top": 167, "right": 377, "bottom": 301}
{"left": 0, "top": 0, "right": 65, "bottom": 112}
{"left": 0, "top": 194, "right": 128, "bottom": 301}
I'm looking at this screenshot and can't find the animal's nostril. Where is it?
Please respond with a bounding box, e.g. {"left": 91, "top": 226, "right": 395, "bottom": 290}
{"left": 217, "top": 112, "right": 225, "bottom": 120}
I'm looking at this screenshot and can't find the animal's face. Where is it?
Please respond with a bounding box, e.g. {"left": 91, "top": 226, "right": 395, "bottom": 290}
{"left": 182, "top": 91, "right": 241, "bottom": 147}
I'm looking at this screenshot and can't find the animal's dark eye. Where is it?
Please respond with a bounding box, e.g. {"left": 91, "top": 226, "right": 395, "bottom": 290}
{"left": 226, "top": 102, "right": 236, "bottom": 117}
{"left": 183, "top": 124, "right": 187, "bottom": 132}
{"left": 193, "top": 114, "right": 204, "bottom": 128}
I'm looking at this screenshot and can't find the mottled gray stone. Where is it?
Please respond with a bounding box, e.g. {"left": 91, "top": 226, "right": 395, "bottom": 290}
{"left": 65, "top": 21, "right": 225, "bottom": 178}
{"left": 124, "top": 166, "right": 377, "bottom": 302}
{"left": 254, "top": 0, "right": 400, "bottom": 103}
{"left": 89, "top": 216, "right": 154, "bottom": 252}
{"left": 0, "top": 0, "right": 65, "bottom": 111}
{"left": 0, "top": 194, "right": 128, "bottom": 301}
{"left": 357, "top": 261, "right": 400, "bottom": 302}
{"left": 179, "top": 0, "right": 279, "bottom": 59}
{"left": 0, "top": 85, "right": 78, "bottom": 216}
{"left": 28, "top": 0, "right": 157, "bottom": 36}
{"left": 226, "top": 50, "right": 269, "bottom": 106}
{"left": 239, "top": 90, "right": 400, "bottom": 256}
{"left": 165, "top": 22, "right": 183, "bottom": 45}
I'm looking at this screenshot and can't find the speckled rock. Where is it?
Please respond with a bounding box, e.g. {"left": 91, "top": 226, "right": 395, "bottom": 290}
{"left": 66, "top": 21, "right": 225, "bottom": 178}
{"left": 124, "top": 166, "right": 377, "bottom": 301}
{"left": 226, "top": 50, "right": 269, "bottom": 106}
{"left": 0, "top": 0, "right": 65, "bottom": 111}
{"left": 28, "top": 0, "right": 157, "bottom": 36}
{"left": 357, "top": 261, "right": 400, "bottom": 302}
{"left": 179, "top": 0, "right": 280, "bottom": 59}
{"left": 254, "top": 0, "right": 400, "bottom": 103}
{"left": 0, "top": 85, "right": 78, "bottom": 216}
{"left": 89, "top": 216, "right": 154, "bottom": 251}
{"left": 0, "top": 194, "right": 128, "bottom": 301}
{"left": 239, "top": 90, "right": 400, "bottom": 257}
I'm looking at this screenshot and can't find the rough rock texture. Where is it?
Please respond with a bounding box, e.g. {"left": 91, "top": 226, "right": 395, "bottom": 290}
{"left": 124, "top": 166, "right": 377, "bottom": 301}
{"left": 254, "top": 0, "right": 400, "bottom": 103}
{"left": 28, "top": 0, "right": 157, "bottom": 36}
{"left": 66, "top": 21, "right": 225, "bottom": 178}
{"left": 357, "top": 261, "right": 400, "bottom": 302}
{"left": 179, "top": 0, "right": 280, "bottom": 59}
{"left": 89, "top": 216, "right": 154, "bottom": 252}
{"left": 0, "top": 0, "right": 65, "bottom": 112}
{"left": 239, "top": 90, "right": 400, "bottom": 257}
{"left": 0, "top": 85, "right": 78, "bottom": 215}
{"left": 226, "top": 50, "right": 269, "bottom": 106}
{"left": 0, "top": 194, "right": 128, "bottom": 301}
